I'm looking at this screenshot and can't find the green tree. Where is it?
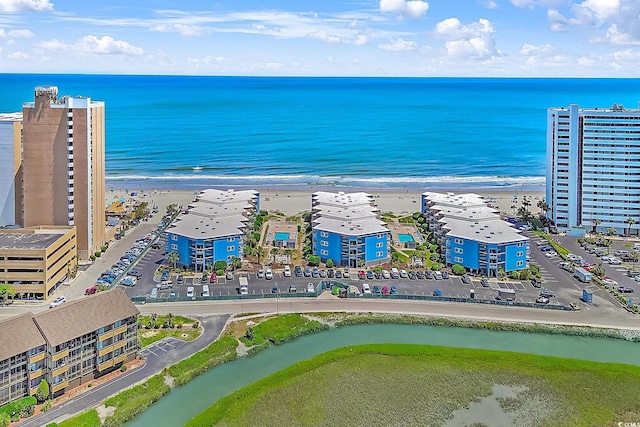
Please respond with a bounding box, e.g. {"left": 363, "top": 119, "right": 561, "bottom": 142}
{"left": 306, "top": 255, "right": 320, "bottom": 266}
{"left": 167, "top": 251, "right": 180, "bottom": 268}
{"left": 592, "top": 218, "right": 602, "bottom": 234}
{"left": 0, "top": 412, "right": 10, "bottom": 427}
{"left": 625, "top": 217, "right": 636, "bottom": 236}
{"left": 519, "top": 269, "right": 531, "bottom": 280}
{"left": 35, "top": 379, "right": 50, "bottom": 403}
{"left": 326, "top": 259, "right": 334, "bottom": 268}
{"left": 214, "top": 260, "right": 227, "bottom": 272}
{"left": 592, "top": 262, "right": 606, "bottom": 278}
{"left": 451, "top": 264, "right": 466, "bottom": 275}
{"left": 230, "top": 257, "right": 242, "bottom": 271}
{"left": 149, "top": 313, "right": 157, "bottom": 329}
{"left": 164, "top": 313, "right": 174, "bottom": 329}
{"left": 537, "top": 198, "right": 549, "bottom": 217}
{"left": 0, "top": 284, "right": 16, "bottom": 305}
{"left": 630, "top": 250, "right": 639, "bottom": 269}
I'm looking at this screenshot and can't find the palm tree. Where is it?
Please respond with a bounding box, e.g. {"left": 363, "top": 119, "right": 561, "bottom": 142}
{"left": 604, "top": 238, "right": 613, "bottom": 255}
{"left": 592, "top": 262, "right": 606, "bottom": 278}
{"left": 149, "top": 313, "right": 157, "bottom": 329}
{"left": 630, "top": 250, "right": 639, "bottom": 269}
{"left": 625, "top": 217, "right": 636, "bottom": 236}
{"left": 167, "top": 251, "right": 180, "bottom": 269}
{"left": 270, "top": 247, "right": 279, "bottom": 263}
{"left": 230, "top": 256, "right": 242, "bottom": 271}
{"left": 165, "top": 313, "right": 174, "bottom": 329}
{"left": 592, "top": 218, "right": 602, "bottom": 234}
{"left": 537, "top": 198, "right": 549, "bottom": 217}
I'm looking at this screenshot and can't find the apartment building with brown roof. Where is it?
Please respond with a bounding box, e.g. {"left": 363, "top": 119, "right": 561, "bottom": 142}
{"left": 0, "top": 289, "right": 139, "bottom": 405}
{"left": 22, "top": 86, "right": 106, "bottom": 259}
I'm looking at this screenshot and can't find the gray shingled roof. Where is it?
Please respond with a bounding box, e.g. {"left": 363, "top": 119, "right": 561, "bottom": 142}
{"left": 0, "top": 312, "right": 46, "bottom": 361}
{"left": 33, "top": 289, "right": 139, "bottom": 347}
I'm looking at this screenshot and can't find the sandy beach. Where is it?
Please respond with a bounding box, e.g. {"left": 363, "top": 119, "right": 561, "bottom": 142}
{"left": 105, "top": 186, "right": 545, "bottom": 218}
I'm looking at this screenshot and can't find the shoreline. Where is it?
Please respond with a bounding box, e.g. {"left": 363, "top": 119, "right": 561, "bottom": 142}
{"left": 106, "top": 184, "right": 545, "bottom": 217}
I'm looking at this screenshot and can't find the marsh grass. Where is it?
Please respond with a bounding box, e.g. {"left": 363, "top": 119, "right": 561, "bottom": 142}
{"left": 185, "top": 344, "right": 640, "bottom": 427}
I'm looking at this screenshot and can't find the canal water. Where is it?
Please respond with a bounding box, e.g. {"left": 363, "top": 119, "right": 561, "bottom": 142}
{"left": 125, "top": 324, "right": 640, "bottom": 426}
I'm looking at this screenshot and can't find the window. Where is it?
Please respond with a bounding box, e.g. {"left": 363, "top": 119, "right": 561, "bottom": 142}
{"left": 320, "top": 241, "right": 328, "bottom": 247}
{"left": 227, "top": 246, "right": 235, "bottom": 251}
{"left": 320, "top": 249, "right": 328, "bottom": 256}
{"left": 171, "top": 244, "right": 177, "bottom": 250}
{"left": 376, "top": 251, "right": 383, "bottom": 257}
{"left": 454, "top": 238, "right": 463, "bottom": 245}
{"left": 454, "top": 256, "right": 463, "bottom": 263}
{"left": 377, "top": 233, "right": 385, "bottom": 239}
{"left": 226, "top": 237, "right": 235, "bottom": 242}
{"left": 454, "top": 248, "right": 463, "bottom": 254}
{"left": 320, "top": 231, "right": 328, "bottom": 238}
{"left": 516, "top": 251, "right": 524, "bottom": 257}
{"left": 171, "top": 235, "right": 178, "bottom": 241}
{"left": 517, "top": 242, "right": 524, "bottom": 247}
{"left": 376, "top": 242, "right": 383, "bottom": 248}
{"left": 516, "top": 261, "right": 524, "bottom": 267}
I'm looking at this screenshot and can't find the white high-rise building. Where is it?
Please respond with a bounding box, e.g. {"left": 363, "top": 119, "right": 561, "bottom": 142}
{"left": 546, "top": 103, "right": 640, "bottom": 235}
{"left": 0, "top": 113, "right": 22, "bottom": 227}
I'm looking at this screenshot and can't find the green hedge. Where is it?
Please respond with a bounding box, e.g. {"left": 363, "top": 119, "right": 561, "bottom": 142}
{"left": 241, "top": 314, "right": 330, "bottom": 347}
{"left": 57, "top": 409, "right": 101, "bottom": 427}
{"left": 102, "top": 374, "right": 170, "bottom": 427}
{"left": 166, "top": 336, "right": 238, "bottom": 387}
{"left": 0, "top": 395, "right": 36, "bottom": 422}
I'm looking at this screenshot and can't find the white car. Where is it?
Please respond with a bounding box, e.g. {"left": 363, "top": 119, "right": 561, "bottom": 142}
{"left": 382, "top": 270, "right": 391, "bottom": 279}
{"left": 265, "top": 267, "right": 273, "bottom": 280}
{"left": 283, "top": 265, "right": 291, "bottom": 277}
{"left": 49, "top": 296, "right": 66, "bottom": 308}
{"left": 201, "top": 285, "right": 210, "bottom": 297}
{"left": 186, "top": 286, "right": 195, "bottom": 298}
{"left": 239, "top": 285, "right": 248, "bottom": 295}
{"left": 602, "top": 278, "right": 618, "bottom": 286}
{"left": 608, "top": 258, "right": 622, "bottom": 265}
{"left": 307, "top": 283, "right": 315, "bottom": 293}
{"left": 544, "top": 251, "right": 557, "bottom": 258}
{"left": 635, "top": 275, "right": 640, "bottom": 282}
{"left": 362, "top": 283, "right": 372, "bottom": 294}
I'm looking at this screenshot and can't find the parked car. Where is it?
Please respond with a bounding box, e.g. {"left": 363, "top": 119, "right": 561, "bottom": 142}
{"left": 327, "top": 269, "right": 335, "bottom": 278}
{"left": 304, "top": 267, "right": 311, "bottom": 277}
{"left": 294, "top": 265, "right": 303, "bottom": 277}
{"left": 201, "top": 285, "right": 210, "bottom": 297}
{"left": 408, "top": 271, "right": 416, "bottom": 280}
{"left": 358, "top": 270, "right": 366, "bottom": 280}
{"left": 434, "top": 271, "right": 443, "bottom": 280}
{"left": 121, "top": 276, "right": 137, "bottom": 287}
{"left": 265, "top": 267, "right": 273, "bottom": 280}
{"left": 85, "top": 285, "right": 98, "bottom": 295}
{"left": 362, "top": 283, "right": 372, "bottom": 294}
{"left": 288, "top": 284, "right": 297, "bottom": 293}
{"left": 49, "top": 296, "right": 66, "bottom": 308}
{"left": 530, "top": 277, "right": 542, "bottom": 288}
{"left": 535, "top": 296, "right": 550, "bottom": 304}
{"left": 284, "top": 265, "right": 292, "bottom": 277}
{"left": 399, "top": 270, "right": 408, "bottom": 279}
{"left": 441, "top": 271, "right": 449, "bottom": 279}
{"left": 239, "top": 285, "right": 249, "bottom": 295}
{"left": 210, "top": 272, "right": 217, "bottom": 283}
{"left": 391, "top": 268, "right": 400, "bottom": 279}
{"left": 186, "top": 286, "right": 195, "bottom": 298}
{"left": 176, "top": 275, "right": 184, "bottom": 285}
{"left": 129, "top": 270, "right": 143, "bottom": 279}
{"left": 157, "top": 281, "right": 172, "bottom": 290}
{"left": 425, "top": 270, "right": 434, "bottom": 279}
{"left": 382, "top": 270, "right": 391, "bottom": 279}
{"left": 335, "top": 270, "right": 343, "bottom": 279}
{"left": 382, "top": 286, "right": 390, "bottom": 295}
{"left": 432, "top": 289, "right": 443, "bottom": 297}
{"left": 373, "top": 285, "right": 381, "bottom": 295}
{"left": 226, "top": 271, "right": 234, "bottom": 280}
{"left": 366, "top": 271, "right": 375, "bottom": 280}
{"left": 461, "top": 275, "right": 470, "bottom": 284}
{"left": 390, "top": 285, "right": 398, "bottom": 295}
{"left": 417, "top": 271, "right": 426, "bottom": 280}
{"left": 307, "top": 283, "right": 315, "bottom": 293}
{"left": 480, "top": 278, "right": 489, "bottom": 287}
{"left": 343, "top": 269, "right": 350, "bottom": 278}
{"left": 312, "top": 267, "right": 319, "bottom": 278}
{"left": 539, "top": 289, "right": 555, "bottom": 298}
{"left": 618, "top": 286, "right": 635, "bottom": 293}
{"left": 150, "top": 287, "right": 158, "bottom": 299}
{"left": 319, "top": 269, "right": 327, "bottom": 278}
{"left": 169, "top": 290, "right": 176, "bottom": 299}
{"left": 271, "top": 286, "right": 279, "bottom": 294}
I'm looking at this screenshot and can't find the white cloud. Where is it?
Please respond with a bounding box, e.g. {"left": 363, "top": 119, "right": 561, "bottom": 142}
{"left": 0, "top": 0, "right": 53, "bottom": 12}
{"left": 38, "top": 35, "right": 144, "bottom": 55}
{"left": 8, "top": 29, "right": 34, "bottom": 38}
{"left": 0, "top": 29, "right": 5, "bottom": 37}
{"left": 8, "top": 51, "right": 28, "bottom": 59}
{"left": 482, "top": 1, "right": 499, "bottom": 9}
{"left": 380, "top": 0, "right": 429, "bottom": 19}
{"left": 307, "top": 30, "right": 369, "bottom": 45}
{"left": 151, "top": 23, "right": 208, "bottom": 37}
{"left": 434, "top": 18, "right": 499, "bottom": 59}
{"left": 510, "top": 0, "right": 564, "bottom": 9}
{"left": 519, "top": 42, "right": 556, "bottom": 55}
{"left": 378, "top": 37, "right": 418, "bottom": 51}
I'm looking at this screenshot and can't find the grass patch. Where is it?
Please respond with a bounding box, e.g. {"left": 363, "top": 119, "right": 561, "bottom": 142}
{"left": 57, "top": 409, "right": 101, "bottom": 427}
{"left": 186, "top": 344, "right": 640, "bottom": 427}
{"left": 137, "top": 314, "right": 202, "bottom": 347}
{"left": 239, "top": 314, "right": 329, "bottom": 346}
{"left": 102, "top": 374, "right": 170, "bottom": 427}
{"left": 166, "top": 336, "right": 238, "bottom": 387}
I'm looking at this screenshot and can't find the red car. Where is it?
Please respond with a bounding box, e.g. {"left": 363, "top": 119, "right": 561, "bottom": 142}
{"left": 358, "top": 270, "right": 366, "bottom": 279}
{"left": 85, "top": 285, "right": 98, "bottom": 295}
{"left": 210, "top": 272, "right": 217, "bottom": 283}
{"left": 382, "top": 286, "right": 390, "bottom": 295}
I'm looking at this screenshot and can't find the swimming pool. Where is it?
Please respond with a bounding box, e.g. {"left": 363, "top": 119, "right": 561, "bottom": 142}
{"left": 274, "top": 232, "right": 290, "bottom": 241}
{"left": 398, "top": 234, "right": 414, "bottom": 243}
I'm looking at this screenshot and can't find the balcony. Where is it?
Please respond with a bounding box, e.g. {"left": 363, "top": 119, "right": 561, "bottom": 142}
{"left": 113, "top": 324, "right": 128, "bottom": 336}
{"left": 97, "top": 360, "right": 114, "bottom": 372}
{"left": 67, "top": 170, "right": 74, "bottom": 177}
{"left": 68, "top": 195, "right": 74, "bottom": 202}
{"left": 67, "top": 137, "right": 73, "bottom": 143}
{"left": 28, "top": 368, "right": 44, "bottom": 380}
{"left": 98, "top": 346, "right": 112, "bottom": 357}
{"left": 68, "top": 203, "right": 74, "bottom": 210}
{"left": 67, "top": 162, "right": 74, "bottom": 169}
{"left": 51, "top": 380, "right": 69, "bottom": 393}
{"left": 67, "top": 120, "right": 73, "bottom": 126}
{"left": 52, "top": 364, "right": 68, "bottom": 378}
{"left": 67, "top": 112, "right": 73, "bottom": 118}
{"left": 67, "top": 153, "right": 73, "bottom": 160}
{"left": 113, "top": 353, "right": 128, "bottom": 365}
{"left": 52, "top": 348, "right": 69, "bottom": 362}
{"left": 68, "top": 219, "right": 74, "bottom": 226}
{"left": 67, "top": 178, "right": 74, "bottom": 186}
{"left": 28, "top": 352, "right": 45, "bottom": 364}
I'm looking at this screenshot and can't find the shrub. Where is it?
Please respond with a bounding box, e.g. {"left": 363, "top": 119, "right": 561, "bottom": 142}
{"left": 0, "top": 413, "right": 9, "bottom": 427}
{"left": 94, "top": 251, "right": 102, "bottom": 258}
{"left": 41, "top": 400, "right": 52, "bottom": 413}
{"left": 120, "top": 364, "right": 127, "bottom": 372}
{"left": 326, "top": 259, "right": 335, "bottom": 268}
{"left": 0, "top": 396, "right": 37, "bottom": 422}
{"left": 192, "top": 321, "right": 199, "bottom": 329}
{"left": 89, "top": 255, "right": 96, "bottom": 261}
{"left": 167, "top": 336, "right": 238, "bottom": 387}
{"left": 36, "top": 379, "right": 50, "bottom": 403}
{"left": 103, "top": 375, "right": 170, "bottom": 427}
{"left": 451, "top": 264, "right": 466, "bottom": 276}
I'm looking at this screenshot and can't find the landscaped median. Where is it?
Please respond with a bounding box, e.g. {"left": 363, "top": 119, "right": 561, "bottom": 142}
{"left": 137, "top": 314, "right": 202, "bottom": 347}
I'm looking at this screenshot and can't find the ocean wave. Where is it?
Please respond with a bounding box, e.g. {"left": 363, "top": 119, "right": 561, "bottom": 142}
{"left": 106, "top": 174, "right": 545, "bottom": 188}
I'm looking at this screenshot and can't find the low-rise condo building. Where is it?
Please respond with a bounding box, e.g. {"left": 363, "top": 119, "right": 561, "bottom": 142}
{"left": 311, "top": 191, "right": 389, "bottom": 267}
{"left": 0, "top": 289, "right": 139, "bottom": 405}
{"left": 165, "top": 189, "right": 259, "bottom": 271}
{"left": 0, "top": 226, "right": 77, "bottom": 300}
{"left": 422, "top": 192, "right": 528, "bottom": 276}
{"left": 546, "top": 103, "right": 640, "bottom": 235}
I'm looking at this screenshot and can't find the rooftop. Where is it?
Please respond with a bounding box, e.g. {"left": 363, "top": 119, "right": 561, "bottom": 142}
{"left": 168, "top": 213, "right": 248, "bottom": 240}
{"left": 442, "top": 217, "right": 527, "bottom": 244}
{"left": 0, "top": 228, "right": 72, "bottom": 250}
{"left": 0, "top": 112, "right": 22, "bottom": 122}
{"left": 430, "top": 204, "right": 499, "bottom": 221}
{"left": 422, "top": 192, "right": 486, "bottom": 208}
{"left": 312, "top": 191, "right": 374, "bottom": 207}
{"left": 197, "top": 189, "right": 259, "bottom": 205}
{"left": 0, "top": 312, "right": 46, "bottom": 361}
{"left": 33, "top": 289, "right": 139, "bottom": 347}
{"left": 313, "top": 216, "right": 388, "bottom": 236}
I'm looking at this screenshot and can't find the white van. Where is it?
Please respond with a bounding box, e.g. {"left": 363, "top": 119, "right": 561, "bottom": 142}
{"left": 186, "top": 286, "right": 195, "bottom": 298}
{"left": 201, "top": 285, "right": 210, "bottom": 297}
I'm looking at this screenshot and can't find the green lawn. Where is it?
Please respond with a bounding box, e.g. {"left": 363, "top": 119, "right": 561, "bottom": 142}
{"left": 186, "top": 344, "right": 640, "bottom": 427}
{"left": 138, "top": 315, "right": 202, "bottom": 347}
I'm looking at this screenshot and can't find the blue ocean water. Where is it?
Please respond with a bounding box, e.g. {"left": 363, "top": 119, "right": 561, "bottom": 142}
{"left": 1, "top": 75, "right": 639, "bottom": 190}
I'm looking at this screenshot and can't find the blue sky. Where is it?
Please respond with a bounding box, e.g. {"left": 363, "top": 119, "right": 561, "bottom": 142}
{"left": 0, "top": 0, "right": 639, "bottom": 76}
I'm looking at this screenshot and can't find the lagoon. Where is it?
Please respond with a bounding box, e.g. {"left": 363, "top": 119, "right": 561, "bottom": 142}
{"left": 125, "top": 324, "right": 640, "bottom": 426}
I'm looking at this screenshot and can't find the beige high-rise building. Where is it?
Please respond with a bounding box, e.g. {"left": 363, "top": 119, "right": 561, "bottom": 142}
{"left": 22, "top": 86, "right": 106, "bottom": 258}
